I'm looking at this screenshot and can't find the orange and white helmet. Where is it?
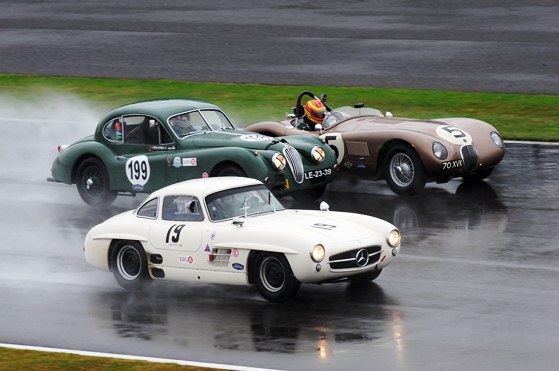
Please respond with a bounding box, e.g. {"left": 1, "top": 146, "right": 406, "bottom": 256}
{"left": 304, "top": 99, "right": 326, "bottom": 124}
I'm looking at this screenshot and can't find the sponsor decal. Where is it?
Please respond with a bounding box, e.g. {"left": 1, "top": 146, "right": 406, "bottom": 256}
{"left": 239, "top": 134, "right": 270, "bottom": 142}
{"left": 150, "top": 145, "right": 175, "bottom": 152}
{"left": 179, "top": 255, "right": 193, "bottom": 264}
{"left": 126, "top": 155, "right": 151, "bottom": 186}
{"left": 232, "top": 248, "right": 239, "bottom": 257}
{"left": 173, "top": 156, "right": 182, "bottom": 168}
{"left": 436, "top": 125, "right": 473, "bottom": 145}
{"left": 356, "top": 163, "right": 366, "bottom": 169}
{"left": 202, "top": 172, "right": 209, "bottom": 178}
{"left": 132, "top": 184, "right": 144, "bottom": 192}
{"left": 210, "top": 231, "right": 216, "bottom": 240}
{"left": 343, "top": 161, "right": 352, "bottom": 169}
{"left": 232, "top": 263, "right": 245, "bottom": 271}
{"left": 182, "top": 157, "right": 197, "bottom": 167}
{"left": 205, "top": 244, "right": 211, "bottom": 252}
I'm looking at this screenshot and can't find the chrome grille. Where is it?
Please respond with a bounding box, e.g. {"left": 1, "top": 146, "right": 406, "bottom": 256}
{"left": 461, "top": 144, "right": 479, "bottom": 172}
{"left": 283, "top": 146, "right": 304, "bottom": 184}
{"left": 328, "top": 246, "right": 382, "bottom": 271}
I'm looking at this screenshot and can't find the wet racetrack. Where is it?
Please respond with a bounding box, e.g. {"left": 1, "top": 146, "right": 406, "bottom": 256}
{"left": 1, "top": 116, "right": 558, "bottom": 370}
{"left": 1, "top": 1, "right": 559, "bottom": 370}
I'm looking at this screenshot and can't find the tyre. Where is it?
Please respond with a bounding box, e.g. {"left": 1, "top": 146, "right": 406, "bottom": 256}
{"left": 348, "top": 269, "right": 382, "bottom": 285}
{"left": 384, "top": 145, "right": 426, "bottom": 195}
{"left": 76, "top": 157, "right": 117, "bottom": 206}
{"left": 254, "top": 252, "right": 300, "bottom": 302}
{"left": 111, "top": 241, "right": 152, "bottom": 291}
{"left": 461, "top": 167, "right": 494, "bottom": 183}
{"left": 213, "top": 164, "right": 247, "bottom": 177}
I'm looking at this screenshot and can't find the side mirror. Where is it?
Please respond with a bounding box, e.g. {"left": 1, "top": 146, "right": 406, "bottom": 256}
{"left": 320, "top": 201, "right": 330, "bottom": 211}
{"left": 385, "top": 111, "right": 393, "bottom": 118}
{"left": 314, "top": 124, "right": 323, "bottom": 133}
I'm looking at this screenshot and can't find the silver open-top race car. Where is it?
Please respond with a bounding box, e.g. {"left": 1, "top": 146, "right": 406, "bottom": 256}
{"left": 84, "top": 177, "right": 401, "bottom": 302}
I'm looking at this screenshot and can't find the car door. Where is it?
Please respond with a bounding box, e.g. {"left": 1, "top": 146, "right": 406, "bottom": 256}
{"left": 105, "top": 115, "right": 177, "bottom": 193}
{"left": 148, "top": 195, "right": 204, "bottom": 269}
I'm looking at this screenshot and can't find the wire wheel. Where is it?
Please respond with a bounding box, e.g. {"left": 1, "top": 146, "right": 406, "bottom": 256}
{"left": 389, "top": 152, "right": 415, "bottom": 188}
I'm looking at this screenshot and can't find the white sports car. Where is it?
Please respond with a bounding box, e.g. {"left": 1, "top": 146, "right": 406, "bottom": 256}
{"left": 84, "top": 177, "right": 401, "bottom": 302}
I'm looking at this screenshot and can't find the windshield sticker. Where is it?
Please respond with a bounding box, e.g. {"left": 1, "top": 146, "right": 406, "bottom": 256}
{"left": 126, "top": 155, "right": 151, "bottom": 187}
{"left": 436, "top": 125, "right": 473, "bottom": 145}
{"left": 239, "top": 134, "right": 270, "bottom": 142}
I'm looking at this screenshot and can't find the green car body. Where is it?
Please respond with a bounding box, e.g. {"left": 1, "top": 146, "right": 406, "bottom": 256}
{"left": 50, "top": 99, "right": 337, "bottom": 206}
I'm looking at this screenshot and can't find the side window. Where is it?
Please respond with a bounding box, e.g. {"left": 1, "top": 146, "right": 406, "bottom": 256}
{"left": 162, "top": 195, "right": 204, "bottom": 221}
{"left": 123, "top": 116, "right": 162, "bottom": 145}
{"left": 137, "top": 197, "right": 158, "bottom": 219}
{"left": 103, "top": 118, "right": 123, "bottom": 143}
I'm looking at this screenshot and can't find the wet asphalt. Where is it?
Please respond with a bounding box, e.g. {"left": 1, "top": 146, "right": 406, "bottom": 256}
{"left": 1, "top": 1, "right": 559, "bottom": 370}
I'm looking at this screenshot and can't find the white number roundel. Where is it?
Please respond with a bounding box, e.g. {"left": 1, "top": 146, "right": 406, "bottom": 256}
{"left": 126, "top": 155, "right": 151, "bottom": 186}
{"left": 436, "top": 125, "right": 473, "bottom": 145}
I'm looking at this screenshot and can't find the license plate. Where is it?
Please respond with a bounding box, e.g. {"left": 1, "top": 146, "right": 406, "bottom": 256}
{"left": 441, "top": 159, "right": 464, "bottom": 170}
{"left": 304, "top": 167, "right": 333, "bottom": 180}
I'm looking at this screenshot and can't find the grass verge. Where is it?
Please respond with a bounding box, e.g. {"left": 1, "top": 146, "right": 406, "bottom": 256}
{"left": 0, "top": 74, "right": 557, "bottom": 142}
{"left": 0, "top": 347, "right": 222, "bottom": 371}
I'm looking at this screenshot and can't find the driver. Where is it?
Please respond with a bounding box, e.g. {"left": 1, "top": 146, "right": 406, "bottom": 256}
{"left": 169, "top": 113, "right": 195, "bottom": 136}
{"left": 299, "top": 99, "right": 326, "bottom": 131}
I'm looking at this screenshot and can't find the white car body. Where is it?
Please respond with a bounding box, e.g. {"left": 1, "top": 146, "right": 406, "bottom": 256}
{"left": 84, "top": 177, "right": 401, "bottom": 302}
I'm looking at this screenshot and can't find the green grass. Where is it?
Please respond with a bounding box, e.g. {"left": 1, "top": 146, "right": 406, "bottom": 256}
{"left": 0, "top": 74, "right": 558, "bottom": 141}
{"left": 0, "top": 347, "right": 222, "bottom": 371}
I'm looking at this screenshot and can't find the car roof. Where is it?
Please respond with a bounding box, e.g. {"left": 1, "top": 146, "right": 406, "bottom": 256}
{"left": 101, "top": 98, "right": 222, "bottom": 121}
{"left": 149, "top": 176, "right": 263, "bottom": 200}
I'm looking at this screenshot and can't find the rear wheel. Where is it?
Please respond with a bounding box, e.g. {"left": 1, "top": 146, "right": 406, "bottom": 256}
{"left": 384, "top": 145, "right": 426, "bottom": 195}
{"left": 111, "top": 241, "right": 151, "bottom": 291}
{"left": 76, "top": 157, "right": 117, "bottom": 206}
{"left": 254, "top": 252, "right": 300, "bottom": 302}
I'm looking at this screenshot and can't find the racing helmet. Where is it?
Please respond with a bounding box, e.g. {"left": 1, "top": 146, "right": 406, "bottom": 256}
{"left": 304, "top": 99, "right": 326, "bottom": 124}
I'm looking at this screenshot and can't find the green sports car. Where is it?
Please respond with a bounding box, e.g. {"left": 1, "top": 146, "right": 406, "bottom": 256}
{"left": 49, "top": 98, "right": 337, "bottom": 206}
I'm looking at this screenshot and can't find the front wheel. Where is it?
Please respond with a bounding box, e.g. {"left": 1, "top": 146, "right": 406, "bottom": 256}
{"left": 111, "top": 241, "right": 152, "bottom": 291}
{"left": 76, "top": 157, "right": 117, "bottom": 206}
{"left": 254, "top": 253, "right": 300, "bottom": 302}
{"left": 348, "top": 269, "right": 382, "bottom": 285}
{"left": 384, "top": 145, "right": 426, "bottom": 195}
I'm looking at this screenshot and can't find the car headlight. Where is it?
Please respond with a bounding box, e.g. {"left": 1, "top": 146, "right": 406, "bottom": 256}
{"left": 387, "top": 229, "right": 401, "bottom": 247}
{"left": 272, "top": 153, "right": 286, "bottom": 170}
{"left": 311, "top": 146, "right": 326, "bottom": 163}
{"left": 490, "top": 131, "right": 504, "bottom": 149}
{"left": 310, "top": 244, "right": 325, "bottom": 263}
{"left": 432, "top": 141, "right": 448, "bottom": 160}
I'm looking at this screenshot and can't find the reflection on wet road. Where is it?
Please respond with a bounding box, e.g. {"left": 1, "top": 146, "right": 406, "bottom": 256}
{"left": 1, "top": 139, "right": 559, "bottom": 370}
